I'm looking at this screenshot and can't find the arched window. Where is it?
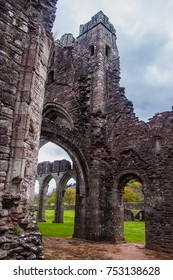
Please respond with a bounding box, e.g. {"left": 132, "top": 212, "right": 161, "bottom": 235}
{"left": 105, "top": 45, "right": 110, "bottom": 57}
{"left": 47, "top": 70, "right": 54, "bottom": 85}
{"left": 90, "top": 45, "right": 94, "bottom": 56}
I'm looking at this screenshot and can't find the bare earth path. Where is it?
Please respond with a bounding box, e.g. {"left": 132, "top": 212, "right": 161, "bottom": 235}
{"left": 43, "top": 237, "right": 173, "bottom": 260}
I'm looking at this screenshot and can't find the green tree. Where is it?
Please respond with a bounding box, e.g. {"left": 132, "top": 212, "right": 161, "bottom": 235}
{"left": 64, "top": 188, "right": 76, "bottom": 205}
{"left": 124, "top": 187, "right": 136, "bottom": 202}
{"left": 47, "top": 189, "right": 56, "bottom": 205}
{"left": 124, "top": 180, "right": 144, "bottom": 202}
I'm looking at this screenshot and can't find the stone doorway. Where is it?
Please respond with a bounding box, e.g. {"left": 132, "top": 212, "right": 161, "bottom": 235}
{"left": 116, "top": 173, "right": 146, "bottom": 244}
{"left": 40, "top": 126, "right": 89, "bottom": 240}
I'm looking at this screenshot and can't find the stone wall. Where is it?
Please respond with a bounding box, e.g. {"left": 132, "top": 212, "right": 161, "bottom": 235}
{"left": 42, "top": 11, "right": 173, "bottom": 254}
{"left": 0, "top": 0, "right": 57, "bottom": 259}
{"left": 124, "top": 202, "right": 144, "bottom": 211}
{"left": 1, "top": 6, "right": 173, "bottom": 259}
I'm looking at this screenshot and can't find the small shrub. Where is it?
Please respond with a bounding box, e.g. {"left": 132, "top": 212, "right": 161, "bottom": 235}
{"left": 13, "top": 225, "right": 22, "bottom": 236}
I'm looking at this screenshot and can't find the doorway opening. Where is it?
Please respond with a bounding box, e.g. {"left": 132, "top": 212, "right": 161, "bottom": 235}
{"left": 35, "top": 141, "right": 76, "bottom": 238}
{"left": 117, "top": 174, "right": 145, "bottom": 244}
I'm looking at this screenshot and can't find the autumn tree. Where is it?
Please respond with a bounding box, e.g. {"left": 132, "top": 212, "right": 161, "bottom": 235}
{"left": 124, "top": 179, "right": 144, "bottom": 202}
{"left": 124, "top": 188, "right": 136, "bottom": 202}
{"left": 64, "top": 188, "right": 76, "bottom": 205}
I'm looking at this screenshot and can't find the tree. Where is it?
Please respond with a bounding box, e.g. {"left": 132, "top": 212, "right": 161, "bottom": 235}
{"left": 64, "top": 188, "right": 76, "bottom": 205}
{"left": 47, "top": 189, "right": 56, "bottom": 205}
{"left": 124, "top": 187, "right": 136, "bottom": 202}
{"left": 124, "top": 180, "right": 144, "bottom": 202}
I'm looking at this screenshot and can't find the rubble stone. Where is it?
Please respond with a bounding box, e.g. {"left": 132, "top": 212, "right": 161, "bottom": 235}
{"left": 0, "top": 4, "right": 173, "bottom": 259}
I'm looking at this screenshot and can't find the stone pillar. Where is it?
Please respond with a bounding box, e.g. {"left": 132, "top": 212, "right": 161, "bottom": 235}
{"left": 53, "top": 184, "right": 64, "bottom": 223}
{"left": 37, "top": 181, "right": 49, "bottom": 222}
{"left": 115, "top": 190, "right": 125, "bottom": 242}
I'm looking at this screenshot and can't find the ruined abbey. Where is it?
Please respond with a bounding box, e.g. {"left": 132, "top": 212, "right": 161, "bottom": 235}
{"left": 0, "top": 0, "right": 173, "bottom": 259}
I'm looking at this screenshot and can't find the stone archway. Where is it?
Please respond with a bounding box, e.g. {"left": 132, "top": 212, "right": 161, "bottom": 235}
{"left": 36, "top": 160, "right": 75, "bottom": 223}
{"left": 37, "top": 174, "right": 54, "bottom": 222}
{"left": 41, "top": 119, "right": 89, "bottom": 239}
{"left": 116, "top": 171, "right": 147, "bottom": 243}
{"left": 53, "top": 171, "right": 76, "bottom": 223}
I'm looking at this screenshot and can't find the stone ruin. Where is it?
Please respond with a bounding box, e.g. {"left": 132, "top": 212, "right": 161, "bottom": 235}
{"left": 36, "top": 159, "right": 75, "bottom": 223}
{"left": 0, "top": 1, "right": 173, "bottom": 259}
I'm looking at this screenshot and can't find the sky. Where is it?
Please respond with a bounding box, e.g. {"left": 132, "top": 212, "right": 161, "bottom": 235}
{"left": 37, "top": 0, "right": 173, "bottom": 190}
{"left": 53, "top": 0, "right": 173, "bottom": 121}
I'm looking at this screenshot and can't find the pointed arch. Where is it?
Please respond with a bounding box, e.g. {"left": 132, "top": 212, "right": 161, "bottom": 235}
{"left": 43, "top": 103, "right": 74, "bottom": 129}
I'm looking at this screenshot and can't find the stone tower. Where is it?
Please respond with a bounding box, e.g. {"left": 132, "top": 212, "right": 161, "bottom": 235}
{"left": 43, "top": 11, "right": 173, "bottom": 253}
{"left": 43, "top": 11, "right": 142, "bottom": 242}
{"left": 1, "top": 5, "right": 173, "bottom": 259}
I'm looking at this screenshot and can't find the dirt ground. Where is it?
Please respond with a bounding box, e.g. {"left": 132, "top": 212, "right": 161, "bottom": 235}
{"left": 43, "top": 237, "right": 173, "bottom": 260}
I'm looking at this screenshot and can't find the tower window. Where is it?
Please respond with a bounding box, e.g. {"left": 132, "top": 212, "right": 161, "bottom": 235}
{"left": 105, "top": 45, "right": 110, "bottom": 57}
{"left": 47, "top": 70, "right": 54, "bottom": 85}
{"left": 90, "top": 45, "right": 94, "bottom": 56}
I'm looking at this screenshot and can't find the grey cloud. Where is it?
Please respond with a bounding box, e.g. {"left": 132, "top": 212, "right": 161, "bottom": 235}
{"left": 52, "top": 0, "right": 173, "bottom": 122}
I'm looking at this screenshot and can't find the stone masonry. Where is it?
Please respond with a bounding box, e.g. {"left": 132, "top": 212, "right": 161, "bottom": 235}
{"left": 0, "top": 3, "right": 173, "bottom": 259}
{"left": 37, "top": 159, "right": 75, "bottom": 223}
{"left": 42, "top": 11, "right": 173, "bottom": 253}
{"left": 0, "top": 0, "right": 57, "bottom": 259}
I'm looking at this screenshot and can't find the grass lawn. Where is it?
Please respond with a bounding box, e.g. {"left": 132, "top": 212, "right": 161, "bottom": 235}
{"left": 37, "top": 210, "right": 145, "bottom": 243}
{"left": 37, "top": 210, "right": 75, "bottom": 237}
{"left": 124, "top": 221, "right": 145, "bottom": 243}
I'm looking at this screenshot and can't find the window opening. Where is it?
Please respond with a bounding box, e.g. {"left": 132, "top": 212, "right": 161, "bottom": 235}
{"left": 90, "top": 45, "right": 94, "bottom": 56}
{"left": 47, "top": 70, "right": 54, "bottom": 85}
{"left": 105, "top": 45, "right": 110, "bottom": 57}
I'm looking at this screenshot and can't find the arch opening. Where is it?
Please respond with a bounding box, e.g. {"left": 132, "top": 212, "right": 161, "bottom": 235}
{"left": 116, "top": 173, "right": 145, "bottom": 244}
{"left": 36, "top": 133, "right": 87, "bottom": 240}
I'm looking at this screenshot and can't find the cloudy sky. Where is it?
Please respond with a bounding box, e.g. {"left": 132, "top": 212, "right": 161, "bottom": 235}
{"left": 53, "top": 0, "right": 173, "bottom": 121}
{"left": 38, "top": 0, "right": 173, "bottom": 170}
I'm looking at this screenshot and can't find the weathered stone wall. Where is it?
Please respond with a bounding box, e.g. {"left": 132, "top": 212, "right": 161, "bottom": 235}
{"left": 0, "top": 0, "right": 57, "bottom": 259}
{"left": 1, "top": 6, "right": 173, "bottom": 259}
{"left": 124, "top": 202, "right": 144, "bottom": 211}
{"left": 42, "top": 11, "right": 173, "bottom": 254}
{"left": 37, "top": 159, "right": 71, "bottom": 175}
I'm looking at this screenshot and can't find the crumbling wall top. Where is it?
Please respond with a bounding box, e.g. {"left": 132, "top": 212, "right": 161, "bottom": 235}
{"left": 79, "top": 11, "right": 116, "bottom": 36}
{"left": 59, "top": 33, "right": 75, "bottom": 47}
{"left": 37, "top": 160, "right": 71, "bottom": 175}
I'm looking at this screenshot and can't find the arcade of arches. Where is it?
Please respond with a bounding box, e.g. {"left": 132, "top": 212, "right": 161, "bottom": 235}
{"left": 1, "top": 2, "right": 173, "bottom": 259}
{"left": 36, "top": 159, "right": 76, "bottom": 224}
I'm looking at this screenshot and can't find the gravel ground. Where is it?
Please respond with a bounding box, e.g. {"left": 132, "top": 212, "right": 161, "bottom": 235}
{"left": 43, "top": 237, "right": 173, "bottom": 260}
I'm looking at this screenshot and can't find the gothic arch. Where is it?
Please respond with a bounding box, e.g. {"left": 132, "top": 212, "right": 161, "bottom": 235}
{"left": 43, "top": 103, "right": 74, "bottom": 129}
{"left": 37, "top": 174, "right": 54, "bottom": 222}
{"left": 59, "top": 171, "right": 76, "bottom": 189}
{"left": 115, "top": 170, "right": 148, "bottom": 242}
{"left": 41, "top": 119, "right": 89, "bottom": 238}
{"left": 53, "top": 171, "right": 76, "bottom": 223}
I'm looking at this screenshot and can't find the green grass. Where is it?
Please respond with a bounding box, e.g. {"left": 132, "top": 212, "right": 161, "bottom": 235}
{"left": 37, "top": 210, "right": 75, "bottom": 237}
{"left": 37, "top": 210, "right": 145, "bottom": 243}
{"left": 124, "top": 221, "right": 145, "bottom": 243}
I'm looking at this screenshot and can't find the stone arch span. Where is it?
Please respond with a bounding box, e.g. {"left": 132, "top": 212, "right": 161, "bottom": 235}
{"left": 37, "top": 174, "right": 54, "bottom": 222}
{"left": 41, "top": 119, "right": 89, "bottom": 239}
{"left": 54, "top": 171, "right": 76, "bottom": 224}
{"left": 43, "top": 103, "right": 74, "bottom": 129}
{"left": 115, "top": 170, "right": 148, "bottom": 242}
{"left": 37, "top": 159, "right": 74, "bottom": 223}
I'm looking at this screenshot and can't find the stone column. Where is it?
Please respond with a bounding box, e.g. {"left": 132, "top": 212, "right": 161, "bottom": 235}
{"left": 53, "top": 185, "right": 64, "bottom": 223}
{"left": 37, "top": 180, "right": 49, "bottom": 222}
